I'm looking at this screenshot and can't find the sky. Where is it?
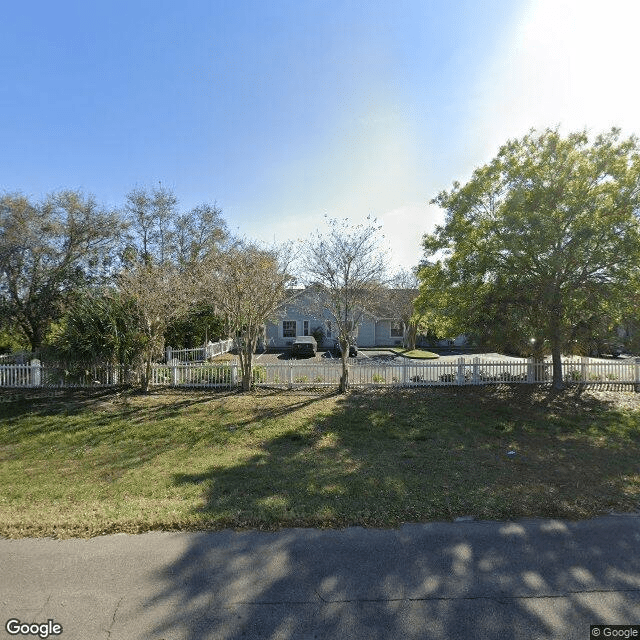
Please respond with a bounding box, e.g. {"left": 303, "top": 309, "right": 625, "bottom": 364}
{"left": 2, "top": 0, "right": 640, "bottom": 272}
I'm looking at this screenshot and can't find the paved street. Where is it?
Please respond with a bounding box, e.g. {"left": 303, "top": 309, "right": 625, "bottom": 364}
{"left": 2, "top": 516, "right": 640, "bottom": 639}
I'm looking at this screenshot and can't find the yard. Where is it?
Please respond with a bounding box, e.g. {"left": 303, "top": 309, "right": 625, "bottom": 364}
{"left": 1, "top": 385, "right": 640, "bottom": 538}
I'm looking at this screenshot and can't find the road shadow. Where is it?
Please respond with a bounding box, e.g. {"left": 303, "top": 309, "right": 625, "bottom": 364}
{"left": 143, "top": 517, "right": 640, "bottom": 639}
{"left": 142, "top": 385, "right": 640, "bottom": 637}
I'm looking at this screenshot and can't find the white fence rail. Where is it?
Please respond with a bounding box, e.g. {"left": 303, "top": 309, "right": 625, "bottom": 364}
{"left": 165, "top": 339, "right": 234, "bottom": 363}
{"left": 0, "top": 361, "right": 133, "bottom": 388}
{"left": 2, "top": 357, "right": 639, "bottom": 390}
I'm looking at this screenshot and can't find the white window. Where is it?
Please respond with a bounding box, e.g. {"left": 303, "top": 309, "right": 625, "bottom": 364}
{"left": 303, "top": 320, "right": 310, "bottom": 336}
{"left": 283, "top": 320, "right": 296, "bottom": 338}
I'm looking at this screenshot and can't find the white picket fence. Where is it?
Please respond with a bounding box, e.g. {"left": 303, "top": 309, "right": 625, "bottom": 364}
{"left": 0, "top": 361, "right": 132, "bottom": 389}
{"left": 165, "top": 339, "right": 234, "bottom": 363}
{"left": 2, "top": 356, "right": 639, "bottom": 390}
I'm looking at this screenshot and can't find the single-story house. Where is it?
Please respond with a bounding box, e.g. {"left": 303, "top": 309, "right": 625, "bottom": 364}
{"left": 264, "top": 287, "right": 408, "bottom": 349}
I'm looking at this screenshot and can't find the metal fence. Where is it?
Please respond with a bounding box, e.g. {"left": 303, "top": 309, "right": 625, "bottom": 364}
{"left": 2, "top": 356, "right": 639, "bottom": 390}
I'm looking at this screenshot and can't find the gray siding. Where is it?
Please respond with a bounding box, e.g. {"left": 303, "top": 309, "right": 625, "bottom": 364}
{"left": 265, "top": 289, "right": 406, "bottom": 350}
{"left": 356, "top": 317, "right": 375, "bottom": 347}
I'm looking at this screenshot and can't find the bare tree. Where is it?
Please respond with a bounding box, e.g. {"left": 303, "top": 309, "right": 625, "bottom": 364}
{"left": 117, "top": 262, "right": 195, "bottom": 391}
{"left": 303, "top": 217, "right": 387, "bottom": 393}
{"left": 204, "top": 241, "right": 295, "bottom": 391}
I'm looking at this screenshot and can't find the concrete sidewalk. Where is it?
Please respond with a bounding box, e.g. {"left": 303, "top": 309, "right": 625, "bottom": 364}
{"left": 2, "top": 516, "right": 640, "bottom": 639}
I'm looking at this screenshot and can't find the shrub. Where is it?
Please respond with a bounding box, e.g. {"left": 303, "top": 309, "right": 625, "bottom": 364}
{"left": 566, "top": 369, "right": 583, "bottom": 382}
{"left": 252, "top": 366, "right": 267, "bottom": 384}
{"left": 311, "top": 326, "right": 325, "bottom": 346}
{"left": 187, "top": 364, "right": 233, "bottom": 385}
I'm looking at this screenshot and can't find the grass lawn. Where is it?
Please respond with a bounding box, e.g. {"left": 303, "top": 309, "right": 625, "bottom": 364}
{"left": 1, "top": 385, "right": 640, "bottom": 538}
{"left": 389, "top": 348, "right": 440, "bottom": 359}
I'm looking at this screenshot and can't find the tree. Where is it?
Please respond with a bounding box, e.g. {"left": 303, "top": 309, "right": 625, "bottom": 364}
{"left": 389, "top": 269, "right": 426, "bottom": 351}
{"left": 422, "top": 128, "right": 640, "bottom": 388}
{"left": 164, "top": 301, "right": 226, "bottom": 349}
{"left": 118, "top": 262, "right": 195, "bottom": 391}
{"left": 50, "top": 289, "right": 145, "bottom": 370}
{"left": 123, "top": 186, "right": 226, "bottom": 267}
{"left": 0, "top": 190, "right": 123, "bottom": 351}
{"left": 303, "top": 217, "right": 387, "bottom": 393}
{"left": 173, "top": 202, "right": 227, "bottom": 267}
{"left": 204, "top": 241, "right": 294, "bottom": 391}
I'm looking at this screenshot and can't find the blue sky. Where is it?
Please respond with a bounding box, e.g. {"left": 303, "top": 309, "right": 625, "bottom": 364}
{"left": 2, "top": 0, "right": 639, "bottom": 271}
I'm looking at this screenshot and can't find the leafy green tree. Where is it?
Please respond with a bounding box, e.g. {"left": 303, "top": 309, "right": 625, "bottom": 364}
{"left": 50, "top": 290, "right": 145, "bottom": 369}
{"left": 173, "top": 203, "right": 227, "bottom": 267}
{"left": 164, "top": 302, "right": 226, "bottom": 349}
{"left": 123, "top": 186, "right": 226, "bottom": 267}
{"left": 422, "top": 128, "right": 640, "bottom": 388}
{"left": 0, "top": 191, "right": 123, "bottom": 351}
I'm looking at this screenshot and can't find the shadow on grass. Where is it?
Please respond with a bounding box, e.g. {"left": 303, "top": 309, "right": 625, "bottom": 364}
{"left": 140, "top": 386, "right": 640, "bottom": 638}
{"left": 0, "top": 387, "right": 340, "bottom": 488}
{"left": 170, "top": 386, "right": 640, "bottom": 529}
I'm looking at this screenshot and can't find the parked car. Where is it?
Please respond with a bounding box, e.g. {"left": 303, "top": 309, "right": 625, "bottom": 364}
{"left": 334, "top": 340, "right": 358, "bottom": 357}
{"left": 290, "top": 336, "right": 317, "bottom": 358}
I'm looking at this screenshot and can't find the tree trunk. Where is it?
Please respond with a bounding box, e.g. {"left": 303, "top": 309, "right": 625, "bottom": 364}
{"left": 141, "top": 355, "right": 152, "bottom": 393}
{"left": 339, "top": 342, "right": 349, "bottom": 393}
{"left": 549, "top": 308, "right": 564, "bottom": 389}
{"left": 239, "top": 336, "right": 255, "bottom": 391}
{"left": 406, "top": 323, "right": 418, "bottom": 351}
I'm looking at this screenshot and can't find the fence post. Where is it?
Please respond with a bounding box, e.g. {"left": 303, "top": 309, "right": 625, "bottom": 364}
{"left": 581, "top": 356, "right": 589, "bottom": 384}
{"left": 402, "top": 360, "right": 408, "bottom": 386}
{"left": 30, "top": 359, "right": 42, "bottom": 387}
{"left": 472, "top": 357, "right": 480, "bottom": 384}
{"left": 169, "top": 359, "right": 178, "bottom": 386}
{"left": 456, "top": 357, "right": 466, "bottom": 385}
{"left": 635, "top": 358, "right": 640, "bottom": 393}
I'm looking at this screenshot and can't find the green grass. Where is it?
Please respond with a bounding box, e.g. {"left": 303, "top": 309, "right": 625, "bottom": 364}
{"left": 390, "top": 348, "right": 440, "bottom": 359}
{"left": 1, "top": 386, "right": 640, "bottom": 538}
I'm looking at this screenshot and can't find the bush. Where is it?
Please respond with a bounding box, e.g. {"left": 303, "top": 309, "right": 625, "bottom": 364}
{"left": 252, "top": 366, "right": 266, "bottom": 384}
{"left": 311, "top": 326, "right": 325, "bottom": 346}
{"left": 179, "top": 364, "right": 233, "bottom": 385}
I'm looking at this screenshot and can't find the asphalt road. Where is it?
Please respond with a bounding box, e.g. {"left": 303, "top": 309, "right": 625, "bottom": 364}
{"left": 2, "top": 516, "right": 640, "bottom": 639}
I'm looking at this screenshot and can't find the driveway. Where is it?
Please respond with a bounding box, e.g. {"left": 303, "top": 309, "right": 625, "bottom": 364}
{"left": 2, "top": 516, "right": 640, "bottom": 639}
